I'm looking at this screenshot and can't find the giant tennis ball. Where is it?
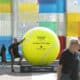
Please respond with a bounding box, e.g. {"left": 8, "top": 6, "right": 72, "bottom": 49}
{"left": 22, "top": 27, "right": 60, "bottom": 66}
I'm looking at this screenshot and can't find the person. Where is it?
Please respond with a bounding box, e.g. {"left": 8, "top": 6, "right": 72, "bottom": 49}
{"left": 57, "top": 39, "right": 79, "bottom": 80}
{"left": 0, "top": 44, "right": 6, "bottom": 62}
{"left": 8, "top": 38, "right": 25, "bottom": 72}
{"left": 78, "top": 43, "right": 80, "bottom": 80}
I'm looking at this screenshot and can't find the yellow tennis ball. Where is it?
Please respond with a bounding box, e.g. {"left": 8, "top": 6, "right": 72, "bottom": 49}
{"left": 22, "top": 27, "right": 60, "bottom": 66}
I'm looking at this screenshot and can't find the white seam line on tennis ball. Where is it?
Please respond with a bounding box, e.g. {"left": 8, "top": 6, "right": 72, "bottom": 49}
{"left": 41, "top": 42, "right": 59, "bottom": 65}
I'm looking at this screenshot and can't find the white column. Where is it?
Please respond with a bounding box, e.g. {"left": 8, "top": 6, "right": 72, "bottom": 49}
{"left": 12, "top": 0, "right": 18, "bottom": 38}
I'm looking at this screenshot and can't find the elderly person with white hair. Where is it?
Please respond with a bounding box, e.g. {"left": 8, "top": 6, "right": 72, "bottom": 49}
{"left": 57, "top": 39, "right": 79, "bottom": 80}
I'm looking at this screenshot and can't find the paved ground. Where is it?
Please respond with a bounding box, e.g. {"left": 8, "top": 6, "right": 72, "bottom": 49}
{"left": 0, "top": 73, "right": 57, "bottom": 80}
{"left": 0, "top": 64, "right": 57, "bottom": 80}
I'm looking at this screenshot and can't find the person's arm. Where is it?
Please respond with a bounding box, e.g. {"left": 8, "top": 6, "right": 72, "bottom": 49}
{"left": 57, "top": 50, "right": 66, "bottom": 80}
{"left": 17, "top": 38, "right": 25, "bottom": 45}
{"left": 57, "top": 64, "right": 62, "bottom": 80}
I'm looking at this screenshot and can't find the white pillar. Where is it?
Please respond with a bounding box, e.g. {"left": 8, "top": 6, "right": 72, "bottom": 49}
{"left": 12, "top": 0, "right": 18, "bottom": 38}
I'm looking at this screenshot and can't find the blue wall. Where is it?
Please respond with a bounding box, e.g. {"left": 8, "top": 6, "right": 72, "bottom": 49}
{"left": 39, "top": 0, "right": 66, "bottom": 13}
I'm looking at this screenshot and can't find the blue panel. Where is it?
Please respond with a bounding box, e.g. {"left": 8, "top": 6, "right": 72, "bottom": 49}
{"left": 39, "top": 0, "right": 66, "bottom": 13}
{"left": 0, "top": 36, "right": 12, "bottom": 61}
{"left": 38, "top": 0, "right": 56, "bottom": 4}
{"left": 39, "top": 4, "right": 57, "bottom": 13}
{"left": 57, "top": 0, "right": 66, "bottom": 13}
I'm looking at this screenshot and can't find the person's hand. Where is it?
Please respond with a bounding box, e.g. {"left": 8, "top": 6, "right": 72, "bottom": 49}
{"left": 23, "top": 37, "right": 26, "bottom": 41}
{"left": 21, "top": 37, "right": 26, "bottom": 43}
